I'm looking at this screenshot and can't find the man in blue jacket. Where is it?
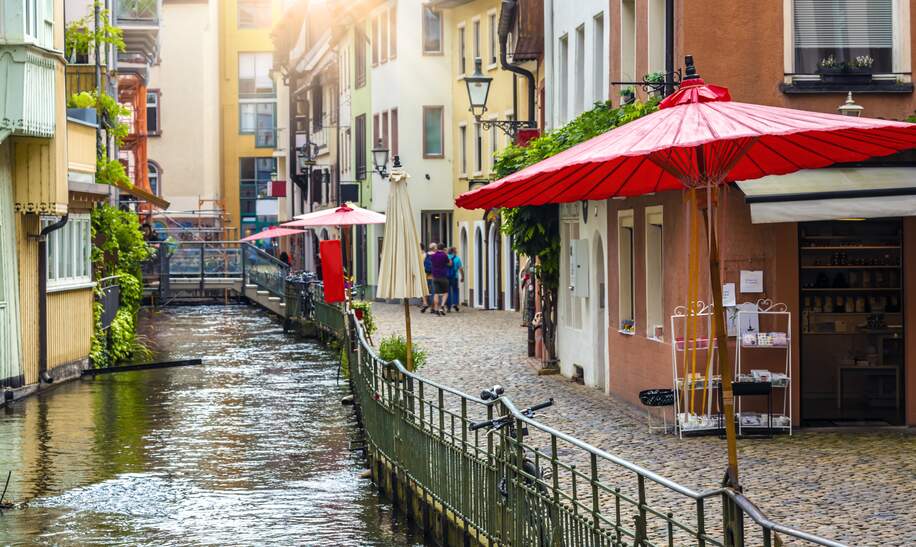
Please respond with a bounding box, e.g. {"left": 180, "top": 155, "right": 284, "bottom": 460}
{"left": 446, "top": 247, "right": 464, "bottom": 312}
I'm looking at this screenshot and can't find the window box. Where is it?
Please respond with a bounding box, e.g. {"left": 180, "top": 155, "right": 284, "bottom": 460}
{"left": 780, "top": 80, "right": 913, "bottom": 95}
{"left": 816, "top": 67, "right": 872, "bottom": 86}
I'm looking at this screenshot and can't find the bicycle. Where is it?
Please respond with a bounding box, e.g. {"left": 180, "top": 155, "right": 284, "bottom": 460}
{"left": 471, "top": 386, "right": 558, "bottom": 546}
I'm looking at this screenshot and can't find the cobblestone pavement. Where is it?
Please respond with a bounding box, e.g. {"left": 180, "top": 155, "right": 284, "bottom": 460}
{"left": 372, "top": 303, "right": 916, "bottom": 546}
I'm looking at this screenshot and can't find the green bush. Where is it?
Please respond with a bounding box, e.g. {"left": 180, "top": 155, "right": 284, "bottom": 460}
{"left": 350, "top": 300, "right": 376, "bottom": 336}
{"left": 378, "top": 335, "right": 427, "bottom": 371}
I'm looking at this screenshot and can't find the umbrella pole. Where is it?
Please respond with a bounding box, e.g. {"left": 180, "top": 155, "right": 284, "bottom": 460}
{"left": 403, "top": 298, "right": 414, "bottom": 371}
{"left": 702, "top": 205, "right": 740, "bottom": 489}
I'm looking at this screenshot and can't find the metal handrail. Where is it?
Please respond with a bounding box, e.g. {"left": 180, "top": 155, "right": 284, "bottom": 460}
{"left": 329, "top": 297, "right": 849, "bottom": 547}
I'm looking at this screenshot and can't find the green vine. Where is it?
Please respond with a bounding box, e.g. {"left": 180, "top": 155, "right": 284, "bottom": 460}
{"left": 493, "top": 98, "right": 660, "bottom": 359}
{"left": 68, "top": 91, "right": 131, "bottom": 146}
{"left": 90, "top": 205, "right": 151, "bottom": 367}
{"left": 65, "top": 1, "right": 125, "bottom": 60}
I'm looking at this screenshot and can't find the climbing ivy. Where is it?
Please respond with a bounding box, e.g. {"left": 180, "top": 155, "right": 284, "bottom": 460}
{"left": 65, "top": 1, "right": 125, "bottom": 60}
{"left": 90, "top": 205, "right": 151, "bottom": 366}
{"left": 493, "top": 99, "right": 660, "bottom": 361}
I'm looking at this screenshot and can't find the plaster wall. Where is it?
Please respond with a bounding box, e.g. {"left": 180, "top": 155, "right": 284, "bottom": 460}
{"left": 148, "top": 0, "right": 221, "bottom": 215}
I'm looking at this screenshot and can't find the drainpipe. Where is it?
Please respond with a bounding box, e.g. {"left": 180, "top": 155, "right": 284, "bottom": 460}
{"left": 38, "top": 215, "right": 69, "bottom": 383}
{"left": 665, "top": 0, "right": 675, "bottom": 96}
{"left": 498, "top": 0, "right": 536, "bottom": 126}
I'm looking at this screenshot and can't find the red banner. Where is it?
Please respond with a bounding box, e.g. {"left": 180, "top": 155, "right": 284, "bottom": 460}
{"left": 320, "top": 239, "right": 345, "bottom": 303}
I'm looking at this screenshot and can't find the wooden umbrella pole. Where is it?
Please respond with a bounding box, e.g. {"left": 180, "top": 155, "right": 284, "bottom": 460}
{"left": 403, "top": 298, "right": 414, "bottom": 371}
{"left": 703, "top": 204, "right": 740, "bottom": 488}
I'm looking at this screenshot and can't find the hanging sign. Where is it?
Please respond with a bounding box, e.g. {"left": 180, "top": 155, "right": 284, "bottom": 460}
{"left": 320, "top": 239, "right": 345, "bottom": 303}
{"left": 740, "top": 270, "right": 763, "bottom": 293}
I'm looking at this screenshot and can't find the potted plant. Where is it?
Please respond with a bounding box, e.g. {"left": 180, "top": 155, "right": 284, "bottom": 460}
{"left": 816, "top": 54, "right": 873, "bottom": 85}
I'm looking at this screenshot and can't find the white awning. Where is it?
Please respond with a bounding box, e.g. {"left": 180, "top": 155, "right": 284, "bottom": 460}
{"left": 737, "top": 167, "right": 916, "bottom": 224}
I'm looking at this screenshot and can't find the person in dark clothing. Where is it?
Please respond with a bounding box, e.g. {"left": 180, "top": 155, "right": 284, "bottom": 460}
{"left": 421, "top": 243, "right": 433, "bottom": 313}
{"left": 427, "top": 243, "right": 451, "bottom": 316}
{"left": 279, "top": 251, "right": 291, "bottom": 266}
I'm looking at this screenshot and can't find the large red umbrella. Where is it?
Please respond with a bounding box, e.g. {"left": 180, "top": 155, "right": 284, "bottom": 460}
{"left": 456, "top": 57, "right": 916, "bottom": 489}
{"left": 240, "top": 225, "right": 304, "bottom": 242}
{"left": 281, "top": 203, "right": 386, "bottom": 227}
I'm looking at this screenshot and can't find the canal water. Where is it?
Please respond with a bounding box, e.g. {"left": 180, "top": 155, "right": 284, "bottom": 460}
{"left": 0, "top": 305, "right": 425, "bottom": 546}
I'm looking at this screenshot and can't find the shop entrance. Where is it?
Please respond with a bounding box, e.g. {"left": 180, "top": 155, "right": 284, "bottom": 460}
{"left": 799, "top": 219, "right": 905, "bottom": 426}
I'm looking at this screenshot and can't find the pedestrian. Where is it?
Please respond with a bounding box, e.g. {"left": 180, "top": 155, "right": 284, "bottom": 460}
{"left": 426, "top": 243, "right": 451, "bottom": 316}
{"left": 446, "top": 247, "right": 464, "bottom": 312}
{"left": 279, "top": 251, "right": 291, "bottom": 266}
{"left": 421, "top": 243, "right": 433, "bottom": 313}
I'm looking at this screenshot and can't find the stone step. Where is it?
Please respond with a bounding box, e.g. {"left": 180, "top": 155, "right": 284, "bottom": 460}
{"left": 256, "top": 290, "right": 269, "bottom": 295}
{"left": 268, "top": 296, "right": 281, "bottom": 302}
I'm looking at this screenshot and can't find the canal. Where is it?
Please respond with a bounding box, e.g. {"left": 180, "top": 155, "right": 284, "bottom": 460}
{"left": 0, "top": 305, "right": 425, "bottom": 546}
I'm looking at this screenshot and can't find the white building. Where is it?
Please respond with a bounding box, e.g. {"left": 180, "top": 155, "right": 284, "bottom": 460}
{"left": 364, "top": 0, "right": 454, "bottom": 293}
{"left": 544, "top": 0, "right": 610, "bottom": 390}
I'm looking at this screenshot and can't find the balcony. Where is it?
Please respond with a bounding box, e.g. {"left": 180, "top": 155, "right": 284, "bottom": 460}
{"left": 116, "top": 0, "right": 160, "bottom": 63}
{"left": 0, "top": 46, "right": 57, "bottom": 139}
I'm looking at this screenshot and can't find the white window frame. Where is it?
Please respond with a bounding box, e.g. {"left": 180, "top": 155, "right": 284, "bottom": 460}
{"left": 458, "top": 122, "right": 468, "bottom": 177}
{"left": 487, "top": 10, "right": 499, "bottom": 69}
{"left": 457, "top": 22, "right": 467, "bottom": 79}
{"left": 617, "top": 209, "right": 635, "bottom": 333}
{"left": 472, "top": 16, "right": 482, "bottom": 65}
{"left": 473, "top": 121, "right": 483, "bottom": 175}
{"left": 783, "top": 0, "right": 912, "bottom": 80}
{"left": 644, "top": 206, "right": 664, "bottom": 340}
{"left": 43, "top": 214, "right": 93, "bottom": 293}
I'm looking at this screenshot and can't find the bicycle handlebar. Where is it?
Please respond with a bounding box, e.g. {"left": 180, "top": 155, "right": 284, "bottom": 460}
{"left": 468, "top": 399, "right": 555, "bottom": 432}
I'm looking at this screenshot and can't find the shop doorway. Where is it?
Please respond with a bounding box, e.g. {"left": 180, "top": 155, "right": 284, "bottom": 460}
{"left": 593, "top": 236, "right": 607, "bottom": 392}
{"left": 460, "top": 226, "right": 469, "bottom": 306}
{"left": 799, "top": 219, "right": 905, "bottom": 426}
{"left": 487, "top": 223, "right": 499, "bottom": 309}
{"left": 474, "top": 226, "right": 484, "bottom": 308}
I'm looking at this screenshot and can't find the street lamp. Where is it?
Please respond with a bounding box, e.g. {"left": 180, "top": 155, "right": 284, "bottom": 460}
{"left": 838, "top": 92, "right": 864, "bottom": 117}
{"left": 462, "top": 57, "right": 534, "bottom": 139}
{"left": 372, "top": 138, "right": 390, "bottom": 178}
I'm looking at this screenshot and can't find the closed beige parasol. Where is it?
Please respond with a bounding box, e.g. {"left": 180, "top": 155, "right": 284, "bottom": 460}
{"left": 376, "top": 166, "right": 428, "bottom": 370}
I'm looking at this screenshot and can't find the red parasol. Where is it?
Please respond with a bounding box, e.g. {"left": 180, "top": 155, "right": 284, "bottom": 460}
{"left": 281, "top": 203, "right": 386, "bottom": 227}
{"left": 456, "top": 68, "right": 916, "bottom": 210}
{"left": 240, "top": 225, "right": 304, "bottom": 242}
{"left": 455, "top": 57, "right": 916, "bottom": 491}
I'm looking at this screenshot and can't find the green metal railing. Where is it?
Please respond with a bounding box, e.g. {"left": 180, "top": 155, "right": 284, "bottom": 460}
{"left": 313, "top": 298, "right": 846, "bottom": 547}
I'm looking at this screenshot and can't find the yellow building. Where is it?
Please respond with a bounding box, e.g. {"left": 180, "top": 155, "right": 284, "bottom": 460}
{"left": 444, "top": 0, "right": 533, "bottom": 311}
{"left": 218, "top": 0, "right": 287, "bottom": 239}
{"left": 1, "top": 0, "right": 104, "bottom": 392}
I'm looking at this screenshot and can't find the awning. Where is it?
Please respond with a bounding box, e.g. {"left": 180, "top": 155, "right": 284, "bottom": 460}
{"left": 115, "top": 181, "right": 170, "bottom": 210}
{"left": 738, "top": 167, "right": 916, "bottom": 224}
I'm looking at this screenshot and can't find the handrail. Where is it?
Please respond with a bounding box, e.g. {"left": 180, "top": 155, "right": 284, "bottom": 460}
{"left": 333, "top": 296, "right": 849, "bottom": 547}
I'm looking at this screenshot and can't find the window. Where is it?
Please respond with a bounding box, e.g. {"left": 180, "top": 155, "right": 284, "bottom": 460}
{"left": 240, "top": 102, "right": 276, "bottom": 147}
{"left": 558, "top": 34, "right": 569, "bottom": 123}
{"left": 380, "top": 8, "right": 389, "bottom": 62}
{"left": 148, "top": 162, "right": 161, "bottom": 196}
{"left": 474, "top": 122, "right": 483, "bottom": 173}
{"left": 238, "top": 0, "right": 271, "bottom": 28}
{"left": 25, "top": 0, "right": 38, "bottom": 39}
{"left": 43, "top": 214, "right": 92, "bottom": 291}
{"left": 391, "top": 108, "right": 399, "bottom": 157}
{"left": 373, "top": 113, "right": 380, "bottom": 148}
{"left": 389, "top": 5, "right": 397, "bottom": 58}
{"left": 459, "top": 123, "right": 468, "bottom": 175}
{"left": 423, "top": 7, "right": 443, "bottom": 54}
{"left": 488, "top": 123, "right": 497, "bottom": 172}
{"left": 574, "top": 25, "right": 586, "bottom": 115}
{"left": 355, "top": 114, "right": 367, "bottom": 179}
{"left": 648, "top": 0, "right": 665, "bottom": 74}
{"left": 356, "top": 20, "right": 367, "bottom": 87}
{"left": 372, "top": 16, "right": 379, "bottom": 65}
{"left": 488, "top": 12, "right": 498, "bottom": 66}
{"left": 593, "top": 13, "right": 605, "bottom": 103}
{"left": 473, "top": 19, "right": 481, "bottom": 62}
{"left": 645, "top": 207, "right": 664, "bottom": 339}
{"left": 147, "top": 90, "right": 161, "bottom": 135}
{"left": 793, "top": 0, "right": 893, "bottom": 74}
{"left": 240, "top": 158, "right": 277, "bottom": 220}
{"left": 311, "top": 85, "right": 323, "bottom": 131}
{"left": 422, "top": 211, "right": 452, "bottom": 248}
{"left": 382, "top": 111, "right": 390, "bottom": 148}
{"left": 620, "top": 0, "right": 636, "bottom": 83}
{"left": 422, "top": 106, "right": 444, "bottom": 158}
{"left": 239, "top": 53, "right": 274, "bottom": 97}
{"left": 618, "top": 210, "right": 635, "bottom": 330}
{"left": 458, "top": 25, "right": 467, "bottom": 75}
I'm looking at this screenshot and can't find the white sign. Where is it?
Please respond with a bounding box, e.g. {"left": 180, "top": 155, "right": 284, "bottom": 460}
{"left": 722, "top": 283, "right": 736, "bottom": 307}
{"left": 740, "top": 270, "right": 763, "bottom": 293}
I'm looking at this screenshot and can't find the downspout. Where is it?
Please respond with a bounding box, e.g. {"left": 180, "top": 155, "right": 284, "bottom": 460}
{"left": 665, "top": 0, "right": 675, "bottom": 96}
{"left": 37, "top": 215, "right": 69, "bottom": 382}
{"left": 498, "top": 0, "right": 535, "bottom": 126}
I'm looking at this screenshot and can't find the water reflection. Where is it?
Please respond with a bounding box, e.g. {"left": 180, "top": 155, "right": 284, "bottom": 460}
{"left": 0, "top": 305, "right": 425, "bottom": 546}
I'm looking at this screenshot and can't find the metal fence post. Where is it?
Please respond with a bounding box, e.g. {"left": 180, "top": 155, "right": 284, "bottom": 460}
{"left": 241, "top": 244, "right": 247, "bottom": 298}
{"left": 199, "top": 244, "right": 205, "bottom": 293}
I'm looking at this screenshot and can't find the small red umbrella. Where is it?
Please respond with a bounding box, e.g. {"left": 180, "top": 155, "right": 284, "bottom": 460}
{"left": 240, "top": 225, "right": 304, "bottom": 242}
{"left": 456, "top": 57, "right": 916, "bottom": 489}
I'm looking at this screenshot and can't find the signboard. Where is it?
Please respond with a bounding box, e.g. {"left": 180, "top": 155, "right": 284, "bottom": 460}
{"left": 740, "top": 270, "right": 763, "bottom": 293}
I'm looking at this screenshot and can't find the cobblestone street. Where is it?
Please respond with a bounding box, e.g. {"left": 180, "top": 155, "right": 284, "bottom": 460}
{"left": 373, "top": 303, "right": 916, "bottom": 546}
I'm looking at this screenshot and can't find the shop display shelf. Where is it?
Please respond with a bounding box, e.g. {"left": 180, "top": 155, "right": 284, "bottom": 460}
{"left": 799, "top": 245, "right": 900, "bottom": 251}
